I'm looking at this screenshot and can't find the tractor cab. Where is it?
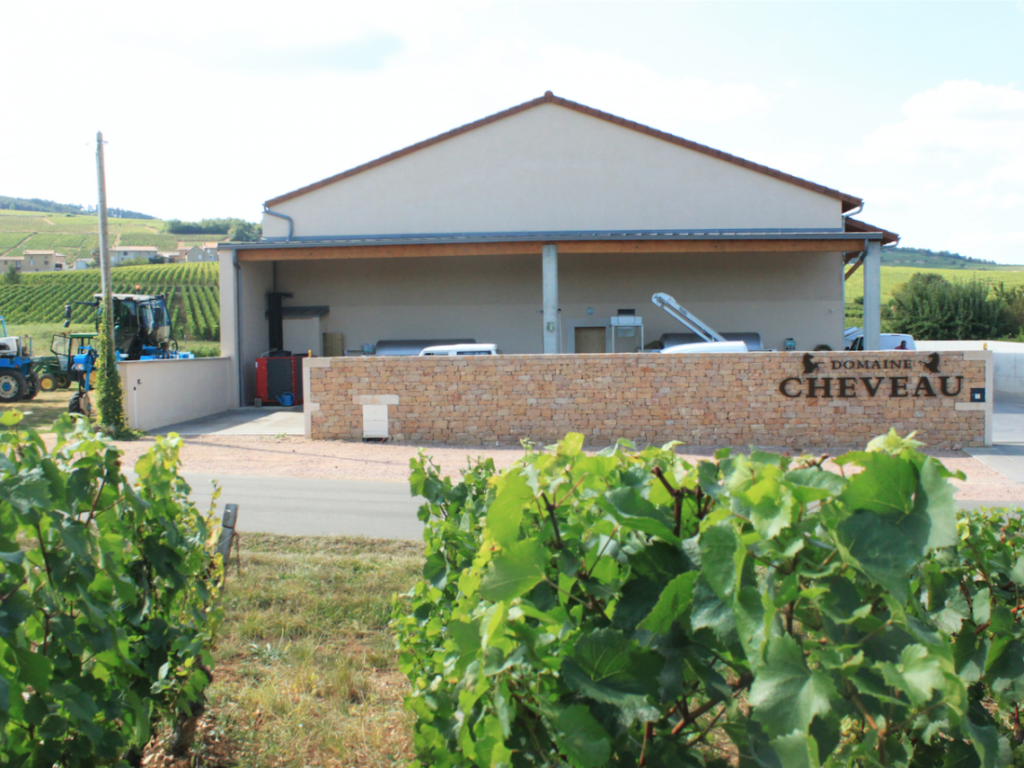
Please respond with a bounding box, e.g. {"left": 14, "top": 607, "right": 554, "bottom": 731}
{"left": 62, "top": 294, "right": 192, "bottom": 361}
{"left": 96, "top": 293, "right": 176, "bottom": 360}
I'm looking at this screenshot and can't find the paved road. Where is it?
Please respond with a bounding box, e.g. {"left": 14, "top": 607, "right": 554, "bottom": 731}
{"left": 129, "top": 392, "right": 1024, "bottom": 540}
{"left": 179, "top": 473, "right": 426, "bottom": 540}
{"left": 165, "top": 472, "right": 1022, "bottom": 543}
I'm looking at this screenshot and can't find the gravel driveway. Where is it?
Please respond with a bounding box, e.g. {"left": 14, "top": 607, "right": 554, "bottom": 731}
{"left": 105, "top": 434, "right": 1024, "bottom": 504}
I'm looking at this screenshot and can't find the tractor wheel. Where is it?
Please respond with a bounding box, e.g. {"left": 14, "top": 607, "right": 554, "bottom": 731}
{"left": 23, "top": 375, "right": 38, "bottom": 400}
{"left": 39, "top": 373, "right": 59, "bottom": 392}
{"left": 69, "top": 392, "right": 92, "bottom": 417}
{"left": 0, "top": 371, "right": 26, "bottom": 402}
{"left": 57, "top": 375, "right": 71, "bottom": 389}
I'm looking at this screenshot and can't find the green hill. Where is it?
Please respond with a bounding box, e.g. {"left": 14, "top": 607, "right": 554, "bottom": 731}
{"left": 0, "top": 208, "right": 228, "bottom": 265}
{"left": 881, "top": 246, "right": 1009, "bottom": 270}
{"left": 0, "top": 262, "right": 220, "bottom": 342}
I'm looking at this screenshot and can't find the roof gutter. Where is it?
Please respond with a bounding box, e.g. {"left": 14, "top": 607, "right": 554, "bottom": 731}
{"left": 262, "top": 206, "right": 294, "bottom": 241}
{"left": 842, "top": 201, "right": 864, "bottom": 218}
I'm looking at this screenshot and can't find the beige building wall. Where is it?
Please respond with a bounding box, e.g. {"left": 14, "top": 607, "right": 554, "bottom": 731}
{"left": 274, "top": 250, "right": 845, "bottom": 355}
{"left": 118, "top": 357, "right": 234, "bottom": 431}
{"left": 263, "top": 103, "right": 843, "bottom": 239}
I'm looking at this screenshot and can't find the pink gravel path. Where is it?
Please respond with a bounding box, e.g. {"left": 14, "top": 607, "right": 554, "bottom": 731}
{"left": 100, "top": 435, "right": 1024, "bottom": 505}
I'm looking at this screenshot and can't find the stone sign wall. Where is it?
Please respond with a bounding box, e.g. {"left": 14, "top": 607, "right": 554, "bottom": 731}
{"left": 303, "top": 351, "right": 991, "bottom": 449}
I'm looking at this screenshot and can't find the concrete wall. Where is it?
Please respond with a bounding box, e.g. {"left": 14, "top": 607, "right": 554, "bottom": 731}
{"left": 917, "top": 340, "right": 1024, "bottom": 396}
{"left": 118, "top": 357, "right": 234, "bottom": 432}
{"left": 275, "top": 250, "right": 845, "bottom": 356}
{"left": 305, "top": 350, "right": 990, "bottom": 449}
{"left": 264, "top": 103, "right": 842, "bottom": 238}
{"left": 218, "top": 249, "right": 272, "bottom": 406}
{"left": 284, "top": 317, "right": 322, "bottom": 356}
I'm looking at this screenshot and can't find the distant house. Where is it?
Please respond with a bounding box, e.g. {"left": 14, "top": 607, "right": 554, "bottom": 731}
{"left": 157, "top": 251, "right": 178, "bottom": 263}
{"left": 2, "top": 250, "right": 65, "bottom": 272}
{"left": 74, "top": 259, "right": 92, "bottom": 270}
{"left": 109, "top": 246, "right": 158, "bottom": 265}
{"left": 183, "top": 245, "right": 218, "bottom": 263}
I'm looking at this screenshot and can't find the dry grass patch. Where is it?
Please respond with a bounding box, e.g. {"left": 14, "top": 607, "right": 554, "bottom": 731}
{"left": 199, "top": 533, "right": 423, "bottom": 767}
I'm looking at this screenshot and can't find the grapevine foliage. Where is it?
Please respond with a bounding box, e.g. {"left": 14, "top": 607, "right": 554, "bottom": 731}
{"left": 0, "top": 411, "right": 225, "bottom": 766}
{"left": 395, "top": 431, "right": 1024, "bottom": 767}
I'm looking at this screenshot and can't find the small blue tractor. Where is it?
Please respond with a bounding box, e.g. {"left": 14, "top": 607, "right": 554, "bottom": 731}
{"left": 51, "top": 293, "right": 193, "bottom": 416}
{"left": 0, "top": 316, "right": 39, "bottom": 403}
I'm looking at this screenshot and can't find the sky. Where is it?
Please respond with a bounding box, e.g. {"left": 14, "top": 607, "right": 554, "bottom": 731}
{"left": 3, "top": 1, "right": 1023, "bottom": 262}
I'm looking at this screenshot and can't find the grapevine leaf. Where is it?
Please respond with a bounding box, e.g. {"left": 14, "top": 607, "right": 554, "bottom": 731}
{"left": 838, "top": 451, "right": 916, "bottom": 516}
{"left": 605, "top": 487, "right": 677, "bottom": 541}
{"left": 479, "top": 539, "right": 548, "bottom": 602}
{"left": 1009, "top": 555, "right": 1024, "bottom": 588}
{"left": 558, "top": 433, "right": 585, "bottom": 458}
{"left": 0, "top": 409, "right": 22, "bottom": 426}
{"left": 770, "top": 730, "right": 821, "bottom": 768}
{"left": 962, "top": 717, "right": 1007, "bottom": 768}
{"left": 942, "top": 740, "right": 983, "bottom": 768}
{"left": 485, "top": 470, "right": 532, "bottom": 548}
{"left": 12, "top": 647, "right": 53, "bottom": 694}
{"left": 475, "top": 713, "right": 513, "bottom": 767}
{"left": 877, "top": 644, "right": 944, "bottom": 708}
{"left": 984, "top": 638, "right": 1024, "bottom": 697}
{"left": 785, "top": 468, "right": 847, "bottom": 503}
{"left": 750, "top": 635, "right": 837, "bottom": 738}
{"left": 552, "top": 704, "right": 612, "bottom": 768}
{"left": 953, "top": 630, "right": 987, "bottom": 685}
{"left": 690, "top": 575, "right": 737, "bottom": 644}
{"left": 911, "top": 457, "right": 959, "bottom": 550}
{"left": 836, "top": 512, "right": 924, "bottom": 601}
{"left": 637, "top": 571, "right": 698, "bottom": 634}
{"left": 561, "top": 628, "right": 662, "bottom": 725}
{"left": 699, "top": 523, "right": 739, "bottom": 601}
{"left": 734, "top": 585, "right": 768, "bottom": 668}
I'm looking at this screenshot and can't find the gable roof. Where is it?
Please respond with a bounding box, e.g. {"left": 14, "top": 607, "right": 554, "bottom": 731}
{"left": 266, "top": 91, "right": 863, "bottom": 212}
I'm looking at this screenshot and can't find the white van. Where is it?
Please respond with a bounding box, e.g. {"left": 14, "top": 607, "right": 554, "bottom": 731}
{"left": 844, "top": 329, "right": 916, "bottom": 351}
{"left": 661, "top": 340, "right": 748, "bottom": 354}
{"left": 419, "top": 343, "right": 500, "bottom": 357}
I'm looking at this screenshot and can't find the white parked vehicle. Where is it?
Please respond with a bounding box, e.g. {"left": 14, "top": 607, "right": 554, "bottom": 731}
{"left": 662, "top": 340, "right": 748, "bottom": 354}
{"left": 419, "top": 343, "right": 500, "bottom": 356}
{"left": 843, "top": 328, "right": 916, "bottom": 351}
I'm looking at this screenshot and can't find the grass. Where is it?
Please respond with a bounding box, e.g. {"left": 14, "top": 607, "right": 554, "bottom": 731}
{"left": 200, "top": 533, "right": 423, "bottom": 767}
{"left": 843, "top": 265, "right": 1024, "bottom": 330}
{"left": 0, "top": 388, "right": 77, "bottom": 432}
{"left": 4, "top": 323, "right": 218, "bottom": 357}
{"left": 844, "top": 265, "right": 1024, "bottom": 306}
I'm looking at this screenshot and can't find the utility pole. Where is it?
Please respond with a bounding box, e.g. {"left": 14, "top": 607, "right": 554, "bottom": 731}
{"left": 92, "top": 131, "right": 125, "bottom": 432}
{"left": 96, "top": 131, "right": 114, "bottom": 355}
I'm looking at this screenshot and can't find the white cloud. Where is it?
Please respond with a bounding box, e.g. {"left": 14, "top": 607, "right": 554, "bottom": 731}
{"left": 0, "top": 7, "right": 773, "bottom": 222}
{"left": 842, "top": 80, "right": 1024, "bottom": 261}
{"left": 850, "top": 80, "right": 1024, "bottom": 164}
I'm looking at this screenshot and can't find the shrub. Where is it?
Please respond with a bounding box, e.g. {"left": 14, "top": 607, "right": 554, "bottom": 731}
{"left": 395, "top": 432, "right": 1024, "bottom": 767}
{"left": 0, "top": 412, "right": 224, "bottom": 766}
{"left": 884, "top": 273, "right": 1015, "bottom": 340}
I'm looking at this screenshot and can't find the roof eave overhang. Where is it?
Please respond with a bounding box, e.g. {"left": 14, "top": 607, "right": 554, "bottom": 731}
{"left": 221, "top": 230, "right": 885, "bottom": 262}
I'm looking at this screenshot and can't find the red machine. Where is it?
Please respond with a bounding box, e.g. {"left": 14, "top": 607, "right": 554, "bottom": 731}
{"left": 255, "top": 355, "right": 304, "bottom": 405}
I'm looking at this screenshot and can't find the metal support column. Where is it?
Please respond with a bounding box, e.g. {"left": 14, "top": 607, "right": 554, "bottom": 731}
{"left": 862, "top": 240, "right": 882, "bottom": 351}
{"left": 542, "top": 243, "right": 559, "bottom": 353}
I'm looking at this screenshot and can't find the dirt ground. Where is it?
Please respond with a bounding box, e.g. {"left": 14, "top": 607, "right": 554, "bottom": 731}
{"left": 102, "top": 434, "right": 1024, "bottom": 504}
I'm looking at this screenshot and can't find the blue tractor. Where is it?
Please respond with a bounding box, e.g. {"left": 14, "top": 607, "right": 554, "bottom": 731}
{"left": 51, "top": 293, "right": 193, "bottom": 416}
{"left": 0, "top": 317, "right": 39, "bottom": 403}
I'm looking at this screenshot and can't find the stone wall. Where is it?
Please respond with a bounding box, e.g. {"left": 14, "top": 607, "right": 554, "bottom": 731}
{"left": 303, "top": 350, "right": 991, "bottom": 449}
